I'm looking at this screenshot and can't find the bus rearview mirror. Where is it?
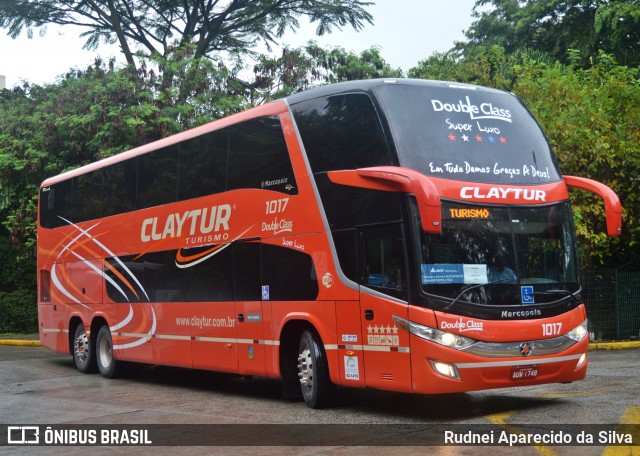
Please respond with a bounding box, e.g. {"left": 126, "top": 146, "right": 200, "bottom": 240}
{"left": 563, "top": 175, "right": 622, "bottom": 236}
{"left": 328, "top": 166, "right": 442, "bottom": 234}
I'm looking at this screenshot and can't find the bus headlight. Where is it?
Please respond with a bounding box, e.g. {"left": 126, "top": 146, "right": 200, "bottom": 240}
{"left": 430, "top": 360, "right": 461, "bottom": 380}
{"left": 565, "top": 320, "right": 589, "bottom": 342}
{"left": 393, "top": 315, "right": 477, "bottom": 350}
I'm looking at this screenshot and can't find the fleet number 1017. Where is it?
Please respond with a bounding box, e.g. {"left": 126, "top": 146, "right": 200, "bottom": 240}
{"left": 542, "top": 322, "right": 562, "bottom": 336}
{"left": 265, "top": 198, "right": 289, "bottom": 214}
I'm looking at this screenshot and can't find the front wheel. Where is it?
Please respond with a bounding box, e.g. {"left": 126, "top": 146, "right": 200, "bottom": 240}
{"left": 72, "top": 323, "right": 96, "bottom": 373}
{"left": 96, "top": 325, "right": 121, "bottom": 378}
{"left": 297, "top": 329, "right": 333, "bottom": 409}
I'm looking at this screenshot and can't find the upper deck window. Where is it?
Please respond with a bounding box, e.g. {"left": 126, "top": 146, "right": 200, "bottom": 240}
{"left": 374, "top": 83, "right": 562, "bottom": 185}
{"left": 290, "top": 93, "right": 392, "bottom": 172}
{"left": 39, "top": 115, "right": 296, "bottom": 229}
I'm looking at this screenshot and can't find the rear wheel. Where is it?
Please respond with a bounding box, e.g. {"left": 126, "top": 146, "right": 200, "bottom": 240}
{"left": 96, "top": 325, "right": 121, "bottom": 378}
{"left": 297, "top": 329, "right": 333, "bottom": 409}
{"left": 72, "top": 323, "right": 96, "bottom": 373}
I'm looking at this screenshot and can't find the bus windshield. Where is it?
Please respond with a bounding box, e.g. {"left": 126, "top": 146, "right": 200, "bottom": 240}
{"left": 414, "top": 200, "right": 580, "bottom": 306}
{"left": 374, "top": 82, "right": 562, "bottom": 185}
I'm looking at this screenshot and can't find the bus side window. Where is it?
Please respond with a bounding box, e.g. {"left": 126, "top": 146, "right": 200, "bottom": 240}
{"left": 358, "top": 223, "right": 407, "bottom": 300}
{"left": 261, "top": 243, "right": 319, "bottom": 301}
{"left": 233, "top": 242, "right": 262, "bottom": 301}
{"left": 183, "top": 245, "right": 234, "bottom": 302}
{"left": 228, "top": 116, "right": 297, "bottom": 195}
{"left": 103, "top": 160, "right": 137, "bottom": 217}
{"left": 72, "top": 170, "right": 104, "bottom": 222}
{"left": 40, "top": 270, "right": 51, "bottom": 303}
{"left": 178, "top": 129, "right": 228, "bottom": 200}
{"left": 137, "top": 145, "right": 179, "bottom": 209}
{"left": 290, "top": 93, "right": 392, "bottom": 172}
{"left": 40, "top": 179, "right": 72, "bottom": 229}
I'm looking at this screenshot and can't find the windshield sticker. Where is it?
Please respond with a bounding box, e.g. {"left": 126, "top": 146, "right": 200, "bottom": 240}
{"left": 521, "top": 286, "right": 535, "bottom": 304}
{"left": 422, "top": 264, "right": 488, "bottom": 285}
{"left": 428, "top": 161, "right": 552, "bottom": 180}
{"left": 431, "top": 96, "right": 512, "bottom": 123}
{"left": 420, "top": 93, "right": 560, "bottom": 184}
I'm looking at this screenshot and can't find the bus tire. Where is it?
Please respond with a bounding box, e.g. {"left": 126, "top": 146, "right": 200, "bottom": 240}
{"left": 297, "top": 329, "right": 333, "bottom": 409}
{"left": 72, "top": 323, "right": 96, "bottom": 373}
{"left": 96, "top": 325, "right": 120, "bottom": 379}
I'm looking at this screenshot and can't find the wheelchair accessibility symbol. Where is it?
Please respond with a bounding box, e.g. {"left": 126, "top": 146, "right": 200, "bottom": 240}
{"left": 521, "top": 286, "right": 535, "bottom": 304}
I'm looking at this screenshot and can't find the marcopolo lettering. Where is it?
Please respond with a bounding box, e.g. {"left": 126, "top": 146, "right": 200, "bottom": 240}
{"left": 460, "top": 186, "right": 546, "bottom": 202}
{"left": 141, "top": 204, "right": 231, "bottom": 242}
{"left": 501, "top": 309, "right": 542, "bottom": 318}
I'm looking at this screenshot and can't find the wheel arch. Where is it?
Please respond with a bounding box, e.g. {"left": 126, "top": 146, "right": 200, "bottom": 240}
{"left": 278, "top": 317, "right": 338, "bottom": 400}
{"left": 67, "top": 316, "right": 84, "bottom": 356}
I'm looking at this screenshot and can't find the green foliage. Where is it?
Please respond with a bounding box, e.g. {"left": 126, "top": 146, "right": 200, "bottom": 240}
{"left": 462, "top": 0, "right": 640, "bottom": 67}
{"left": 0, "top": 290, "right": 37, "bottom": 333}
{"left": 0, "top": 57, "right": 243, "bottom": 332}
{"left": 251, "top": 42, "right": 403, "bottom": 102}
{"left": 408, "top": 46, "right": 509, "bottom": 88}
{"left": 0, "top": 235, "right": 36, "bottom": 333}
{"left": 513, "top": 53, "right": 640, "bottom": 267}
{"left": 411, "top": 48, "right": 640, "bottom": 268}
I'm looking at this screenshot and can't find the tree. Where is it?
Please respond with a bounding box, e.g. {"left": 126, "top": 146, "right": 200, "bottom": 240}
{"left": 512, "top": 53, "right": 640, "bottom": 268}
{"left": 0, "top": 0, "right": 373, "bottom": 73}
{"left": 461, "top": 0, "right": 640, "bottom": 67}
{"left": 0, "top": 60, "right": 233, "bottom": 332}
{"left": 251, "top": 42, "right": 402, "bottom": 102}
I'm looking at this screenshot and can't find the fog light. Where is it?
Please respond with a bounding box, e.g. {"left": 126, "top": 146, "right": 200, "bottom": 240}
{"left": 576, "top": 352, "right": 587, "bottom": 369}
{"left": 430, "top": 360, "right": 460, "bottom": 380}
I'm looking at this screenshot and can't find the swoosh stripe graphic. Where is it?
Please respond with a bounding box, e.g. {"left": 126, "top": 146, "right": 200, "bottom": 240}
{"left": 175, "top": 226, "right": 254, "bottom": 269}
{"left": 129, "top": 305, "right": 150, "bottom": 335}
{"left": 58, "top": 216, "right": 150, "bottom": 301}
{"left": 113, "top": 307, "right": 157, "bottom": 350}
{"left": 51, "top": 264, "right": 90, "bottom": 309}
{"left": 110, "top": 305, "right": 134, "bottom": 331}
{"left": 176, "top": 244, "right": 226, "bottom": 264}
{"left": 53, "top": 220, "right": 139, "bottom": 302}
{"left": 103, "top": 260, "right": 142, "bottom": 301}
{"left": 67, "top": 249, "right": 130, "bottom": 302}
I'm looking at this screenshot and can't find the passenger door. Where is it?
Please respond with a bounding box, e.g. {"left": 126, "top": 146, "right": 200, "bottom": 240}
{"left": 358, "top": 223, "right": 412, "bottom": 393}
{"left": 233, "top": 241, "right": 267, "bottom": 376}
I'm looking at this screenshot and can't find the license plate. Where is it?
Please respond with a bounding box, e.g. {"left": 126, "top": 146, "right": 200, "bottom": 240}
{"left": 510, "top": 365, "right": 538, "bottom": 380}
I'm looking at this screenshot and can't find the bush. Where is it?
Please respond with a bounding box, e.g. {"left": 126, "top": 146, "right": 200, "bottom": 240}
{"left": 0, "top": 290, "right": 37, "bottom": 333}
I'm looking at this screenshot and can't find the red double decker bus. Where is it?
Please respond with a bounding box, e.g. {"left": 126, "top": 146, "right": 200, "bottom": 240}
{"left": 37, "top": 79, "right": 621, "bottom": 408}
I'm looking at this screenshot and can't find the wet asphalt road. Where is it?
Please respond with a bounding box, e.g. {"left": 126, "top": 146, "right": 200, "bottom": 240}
{"left": 0, "top": 345, "right": 638, "bottom": 455}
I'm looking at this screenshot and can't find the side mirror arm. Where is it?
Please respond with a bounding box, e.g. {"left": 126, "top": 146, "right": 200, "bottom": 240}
{"left": 563, "top": 175, "right": 622, "bottom": 236}
{"left": 328, "top": 166, "right": 442, "bottom": 234}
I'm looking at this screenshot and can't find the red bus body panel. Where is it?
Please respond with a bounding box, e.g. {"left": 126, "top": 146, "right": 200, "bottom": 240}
{"left": 37, "top": 89, "right": 599, "bottom": 399}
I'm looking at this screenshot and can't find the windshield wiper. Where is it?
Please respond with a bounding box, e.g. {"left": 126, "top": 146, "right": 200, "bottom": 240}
{"left": 442, "top": 278, "right": 515, "bottom": 311}
{"left": 533, "top": 289, "right": 580, "bottom": 305}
